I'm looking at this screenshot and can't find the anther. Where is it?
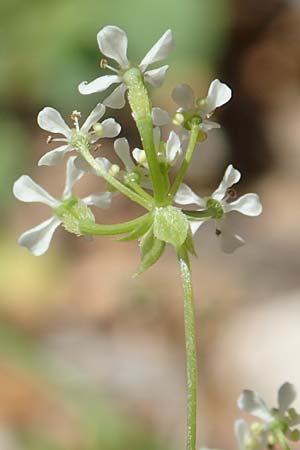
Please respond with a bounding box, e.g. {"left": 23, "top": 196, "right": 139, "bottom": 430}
{"left": 47, "top": 135, "right": 53, "bottom": 144}
{"left": 71, "top": 110, "right": 81, "bottom": 121}
{"left": 226, "top": 188, "right": 237, "bottom": 199}
{"left": 215, "top": 228, "right": 222, "bottom": 236}
{"left": 100, "top": 59, "right": 108, "bottom": 69}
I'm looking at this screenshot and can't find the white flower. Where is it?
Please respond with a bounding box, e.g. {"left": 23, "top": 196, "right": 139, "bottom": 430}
{"left": 175, "top": 164, "right": 262, "bottom": 253}
{"left": 37, "top": 103, "right": 121, "bottom": 166}
{"left": 238, "top": 383, "right": 300, "bottom": 425}
{"left": 153, "top": 79, "right": 232, "bottom": 133}
{"left": 78, "top": 25, "right": 174, "bottom": 109}
{"left": 234, "top": 419, "right": 268, "bottom": 450}
{"left": 13, "top": 156, "right": 112, "bottom": 256}
{"left": 132, "top": 127, "right": 182, "bottom": 168}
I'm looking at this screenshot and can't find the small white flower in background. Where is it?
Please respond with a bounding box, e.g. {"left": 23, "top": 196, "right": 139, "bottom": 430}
{"left": 234, "top": 419, "right": 268, "bottom": 450}
{"left": 175, "top": 164, "right": 262, "bottom": 253}
{"left": 78, "top": 25, "right": 174, "bottom": 108}
{"left": 37, "top": 103, "right": 121, "bottom": 166}
{"left": 13, "top": 156, "right": 112, "bottom": 256}
{"left": 238, "top": 383, "right": 300, "bottom": 442}
{"left": 153, "top": 79, "right": 232, "bottom": 135}
{"left": 133, "top": 127, "right": 182, "bottom": 168}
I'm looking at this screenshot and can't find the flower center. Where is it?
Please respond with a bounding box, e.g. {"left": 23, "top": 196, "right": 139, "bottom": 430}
{"left": 206, "top": 198, "right": 224, "bottom": 219}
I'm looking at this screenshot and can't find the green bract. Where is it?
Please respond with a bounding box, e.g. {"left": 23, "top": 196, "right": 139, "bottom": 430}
{"left": 153, "top": 206, "right": 189, "bottom": 248}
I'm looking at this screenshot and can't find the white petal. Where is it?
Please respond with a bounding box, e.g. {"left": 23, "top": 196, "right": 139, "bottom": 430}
{"left": 201, "top": 79, "right": 232, "bottom": 116}
{"left": 100, "top": 118, "right": 121, "bottom": 138}
{"left": 95, "top": 156, "right": 112, "bottom": 173}
{"left": 166, "top": 131, "right": 181, "bottom": 164}
{"left": 38, "top": 144, "right": 71, "bottom": 166}
{"left": 190, "top": 220, "right": 205, "bottom": 235}
{"left": 37, "top": 107, "right": 71, "bottom": 138}
{"left": 139, "top": 29, "right": 174, "bottom": 72}
{"left": 237, "top": 390, "right": 273, "bottom": 422}
{"left": 172, "top": 84, "right": 195, "bottom": 110}
{"left": 144, "top": 65, "right": 169, "bottom": 87}
{"left": 132, "top": 148, "right": 148, "bottom": 168}
{"left": 224, "top": 193, "right": 263, "bottom": 216}
{"left": 114, "top": 138, "right": 135, "bottom": 172}
{"left": 74, "top": 155, "right": 112, "bottom": 175}
{"left": 212, "top": 164, "right": 241, "bottom": 201}
{"left": 219, "top": 226, "right": 245, "bottom": 253}
{"left": 78, "top": 75, "right": 121, "bottom": 95}
{"left": 200, "top": 120, "right": 221, "bottom": 132}
{"left": 234, "top": 419, "right": 249, "bottom": 450}
{"left": 81, "top": 103, "right": 105, "bottom": 133}
{"left": 152, "top": 107, "right": 171, "bottom": 126}
{"left": 13, "top": 175, "right": 58, "bottom": 208}
{"left": 153, "top": 127, "right": 161, "bottom": 151}
{"left": 63, "top": 156, "right": 84, "bottom": 198}
{"left": 82, "top": 191, "right": 112, "bottom": 209}
{"left": 278, "top": 383, "right": 297, "bottom": 415}
{"left": 97, "top": 25, "right": 129, "bottom": 68}
{"left": 175, "top": 183, "right": 206, "bottom": 207}
{"left": 18, "top": 216, "right": 61, "bottom": 256}
{"left": 103, "top": 83, "right": 128, "bottom": 109}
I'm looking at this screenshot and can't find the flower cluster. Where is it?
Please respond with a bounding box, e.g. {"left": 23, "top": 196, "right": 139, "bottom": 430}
{"left": 235, "top": 382, "right": 300, "bottom": 450}
{"left": 13, "top": 24, "right": 262, "bottom": 264}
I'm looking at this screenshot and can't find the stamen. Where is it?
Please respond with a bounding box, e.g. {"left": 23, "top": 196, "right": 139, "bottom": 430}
{"left": 100, "top": 59, "right": 119, "bottom": 74}
{"left": 215, "top": 228, "right": 221, "bottom": 236}
{"left": 47, "top": 135, "right": 53, "bottom": 144}
{"left": 92, "top": 143, "right": 102, "bottom": 152}
{"left": 71, "top": 110, "right": 81, "bottom": 132}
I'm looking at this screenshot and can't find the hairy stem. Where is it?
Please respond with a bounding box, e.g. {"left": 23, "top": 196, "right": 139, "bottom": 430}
{"left": 77, "top": 144, "right": 153, "bottom": 210}
{"left": 123, "top": 68, "right": 167, "bottom": 205}
{"left": 80, "top": 214, "right": 150, "bottom": 236}
{"left": 170, "top": 124, "right": 200, "bottom": 198}
{"left": 178, "top": 249, "right": 198, "bottom": 450}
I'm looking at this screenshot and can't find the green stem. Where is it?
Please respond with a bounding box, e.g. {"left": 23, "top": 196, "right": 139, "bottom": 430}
{"left": 78, "top": 144, "right": 153, "bottom": 210}
{"left": 170, "top": 124, "right": 200, "bottom": 198}
{"left": 123, "top": 68, "right": 166, "bottom": 205}
{"left": 177, "top": 249, "right": 198, "bottom": 450}
{"left": 80, "top": 214, "right": 149, "bottom": 236}
{"left": 127, "top": 181, "right": 153, "bottom": 203}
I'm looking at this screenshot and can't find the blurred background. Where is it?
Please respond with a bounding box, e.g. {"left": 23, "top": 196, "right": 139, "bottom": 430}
{"left": 1, "top": 0, "right": 300, "bottom": 448}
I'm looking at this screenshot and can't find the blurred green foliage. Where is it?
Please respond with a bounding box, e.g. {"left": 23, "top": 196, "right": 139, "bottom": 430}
{"left": 0, "top": 322, "right": 171, "bottom": 450}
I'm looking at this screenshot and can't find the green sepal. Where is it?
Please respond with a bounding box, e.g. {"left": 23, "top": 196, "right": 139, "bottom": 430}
{"left": 134, "top": 228, "right": 165, "bottom": 277}
{"left": 183, "top": 229, "right": 197, "bottom": 256}
{"left": 117, "top": 214, "right": 153, "bottom": 242}
{"left": 153, "top": 206, "right": 188, "bottom": 249}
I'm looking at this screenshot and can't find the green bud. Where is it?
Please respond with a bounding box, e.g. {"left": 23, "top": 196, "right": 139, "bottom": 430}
{"left": 93, "top": 123, "right": 104, "bottom": 136}
{"left": 108, "top": 164, "right": 120, "bottom": 177}
{"left": 124, "top": 171, "right": 142, "bottom": 185}
{"left": 173, "top": 112, "right": 185, "bottom": 126}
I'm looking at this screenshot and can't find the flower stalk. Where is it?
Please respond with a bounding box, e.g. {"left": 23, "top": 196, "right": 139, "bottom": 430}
{"left": 178, "top": 248, "right": 198, "bottom": 450}
{"left": 123, "top": 68, "right": 167, "bottom": 205}
{"left": 77, "top": 140, "right": 153, "bottom": 210}
{"left": 170, "top": 122, "right": 200, "bottom": 198}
